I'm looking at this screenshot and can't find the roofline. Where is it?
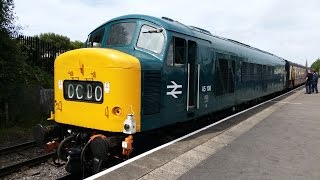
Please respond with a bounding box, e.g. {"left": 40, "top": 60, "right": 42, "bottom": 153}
{"left": 87, "top": 14, "right": 301, "bottom": 64}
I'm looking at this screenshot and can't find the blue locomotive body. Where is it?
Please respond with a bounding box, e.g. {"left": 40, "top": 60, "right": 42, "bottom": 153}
{"left": 106, "top": 15, "right": 288, "bottom": 131}
{"left": 34, "top": 14, "right": 307, "bottom": 175}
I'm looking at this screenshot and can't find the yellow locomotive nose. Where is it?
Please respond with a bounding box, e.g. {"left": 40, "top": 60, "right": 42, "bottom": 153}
{"left": 53, "top": 48, "right": 141, "bottom": 132}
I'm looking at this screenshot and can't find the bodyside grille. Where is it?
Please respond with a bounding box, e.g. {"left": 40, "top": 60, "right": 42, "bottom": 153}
{"left": 142, "top": 70, "right": 161, "bottom": 115}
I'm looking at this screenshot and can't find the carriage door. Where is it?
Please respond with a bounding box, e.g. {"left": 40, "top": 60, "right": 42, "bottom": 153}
{"left": 187, "top": 41, "right": 198, "bottom": 111}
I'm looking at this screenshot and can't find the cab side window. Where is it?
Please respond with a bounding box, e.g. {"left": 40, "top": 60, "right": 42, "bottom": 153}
{"left": 166, "top": 40, "right": 174, "bottom": 66}
{"left": 87, "top": 28, "right": 105, "bottom": 47}
{"left": 166, "top": 37, "right": 186, "bottom": 66}
{"left": 174, "top": 37, "right": 186, "bottom": 64}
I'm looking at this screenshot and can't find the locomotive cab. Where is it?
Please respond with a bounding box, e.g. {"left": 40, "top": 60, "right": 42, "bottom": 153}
{"left": 34, "top": 15, "right": 170, "bottom": 174}
{"left": 53, "top": 18, "right": 168, "bottom": 133}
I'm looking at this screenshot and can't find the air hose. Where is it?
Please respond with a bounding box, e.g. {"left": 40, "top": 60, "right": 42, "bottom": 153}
{"left": 57, "top": 135, "right": 74, "bottom": 161}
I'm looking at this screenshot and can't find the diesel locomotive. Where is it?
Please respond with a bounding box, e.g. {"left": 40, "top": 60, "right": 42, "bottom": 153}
{"left": 34, "top": 14, "right": 306, "bottom": 174}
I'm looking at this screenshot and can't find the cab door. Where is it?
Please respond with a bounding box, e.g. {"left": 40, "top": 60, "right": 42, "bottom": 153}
{"left": 162, "top": 36, "right": 188, "bottom": 125}
{"left": 162, "top": 36, "right": 200, "bottom": 124}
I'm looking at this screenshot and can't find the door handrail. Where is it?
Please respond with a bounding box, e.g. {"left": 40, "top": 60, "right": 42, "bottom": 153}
{"left": 197, "top": 64, "right": 200, "bottom": 109}
{"left": 187, "top": 63, "right": 190, "bottom": 111}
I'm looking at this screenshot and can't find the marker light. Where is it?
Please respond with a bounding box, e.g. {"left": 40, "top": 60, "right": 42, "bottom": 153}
{"left": 123, "top": 114, "right": 136, "bottom": 134}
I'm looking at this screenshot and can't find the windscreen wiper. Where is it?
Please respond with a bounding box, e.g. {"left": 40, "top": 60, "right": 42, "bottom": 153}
{"left": 143, "top": 28, "right": 163, "bottom": 33}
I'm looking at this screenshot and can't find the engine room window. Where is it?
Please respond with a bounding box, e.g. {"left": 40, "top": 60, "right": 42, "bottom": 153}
{"left": 241, "top": 62, "right": 248, "bottom": 82}
{"left": 215, "top": 58, "right": 235, "bottom": 95}
{"left": 107, "top": 22, "right": 136, "bottom": 45}
{"left": 87, "top": 28, "right": 105, "bottom": 47}
{"left": 137, "top": 25, "right": 165, "bottom": 54}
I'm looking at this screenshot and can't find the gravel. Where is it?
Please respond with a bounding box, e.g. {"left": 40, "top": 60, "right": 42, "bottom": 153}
{"left": 0, "top": 147, "right": 46, "bottom": 168}
{"left": 0, "top": 129, "right": 69, "bottom": 180}
{"left": 3, "top": 161, "right": 68, "bottom": 180}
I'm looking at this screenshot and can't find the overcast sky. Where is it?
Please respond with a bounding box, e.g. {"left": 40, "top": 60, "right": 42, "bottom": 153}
{"left": 15, "top": 0, "right": 320, "bottom": 65}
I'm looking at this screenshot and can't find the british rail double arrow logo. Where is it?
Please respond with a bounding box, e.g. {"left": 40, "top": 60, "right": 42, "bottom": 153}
{"left": 166, "top": 81, "right": 182, "bottom": 98}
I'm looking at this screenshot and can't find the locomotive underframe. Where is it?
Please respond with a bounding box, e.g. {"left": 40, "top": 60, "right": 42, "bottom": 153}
{"left": 34, "top": 122, "right": 132, "bottom": 174}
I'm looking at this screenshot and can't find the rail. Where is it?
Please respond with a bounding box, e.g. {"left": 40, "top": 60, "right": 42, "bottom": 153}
{"left": 0, "top": 152, "right": 55, "bottom": 178}
{"left": 0, "top": 141, "right": 37, "bottom": 155}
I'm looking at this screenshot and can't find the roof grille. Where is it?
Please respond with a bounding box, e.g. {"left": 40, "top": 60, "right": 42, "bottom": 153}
{"left": 189, "top": 26, "right": 212, "bottom": 35}
{"left": 162, "top": 17, "right": 174, "bottom": 22}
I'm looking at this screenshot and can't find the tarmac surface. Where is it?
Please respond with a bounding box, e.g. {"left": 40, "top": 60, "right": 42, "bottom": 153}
{"left": 89, "top": 87, "right": 320, "bottom": 180}
{"left": 179, "top": 88, "right": 320, "bottom": 180}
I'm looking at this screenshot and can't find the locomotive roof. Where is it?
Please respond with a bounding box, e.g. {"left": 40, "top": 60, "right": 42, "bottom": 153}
{"left": 97, "top": 14, "right": 197, "bottom": 37}
{"left": 93, "top": 14, "right": 289, "bottom": 65}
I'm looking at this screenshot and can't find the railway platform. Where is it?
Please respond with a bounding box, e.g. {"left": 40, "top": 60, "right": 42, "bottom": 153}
{"left": 88, "top": 87, "right": 320, "bottom": 180}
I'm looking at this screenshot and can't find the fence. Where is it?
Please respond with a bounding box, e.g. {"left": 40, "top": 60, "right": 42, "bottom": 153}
{"left": 0, "top": 35, "right": 82, "bottom": 128}
{"left": 40, "top": 88, "right": 54, "bottom": 114}
{"left": 13, "top": 35, "right": 69, "bottom": 76}
{"left": 0, "top": 35, "right": 70, "bottom": 128}
{"left": 0, "top": 85, "right": 53, "bottom": 128}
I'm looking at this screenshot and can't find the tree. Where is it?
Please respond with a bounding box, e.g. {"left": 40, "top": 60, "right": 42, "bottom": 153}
{"left": 71, "top": 40, "right": 83, "bottom": 49}
{"left": 33, "top": 33, "right": 83, "bottom": 72}
{"left": 35, "top": 33, "right": 84, "bottom": 49}
{"left": 0, "top": 0, "right": 28, "bottom": 94}
{"left": 311, "top": 58, "right": 320, "bottom": 73}
{"left": 0, "top": 0, "right": 17, "bottom": 35}
{"left": 1, "top": 1, "right": 82, "bottom": 127}
{"left": 0, "top": 0, "right": 31, "bottom": 127}
{"left": 36, "top": 33, "right": 72, "bottom": 50}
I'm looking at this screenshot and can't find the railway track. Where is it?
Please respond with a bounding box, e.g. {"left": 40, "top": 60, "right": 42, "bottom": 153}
{"left": 0, "top": 152, "right": 55, "bottom": 178}
{"left": 0, "top": 141, "right": 57, "bottom": 178}
{"left": 0, "top": 141, "right": 37, "bottom": 155}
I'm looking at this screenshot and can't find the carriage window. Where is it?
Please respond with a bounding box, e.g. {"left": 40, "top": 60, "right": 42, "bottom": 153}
{"left": 87, "top": 28, "right": 105, "bottom": 47}
{"left": 137, "top": 25, "right": 165, "bottom": 54}
{"left": 107, "top": 22, "right": 136, "bottom": 45}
